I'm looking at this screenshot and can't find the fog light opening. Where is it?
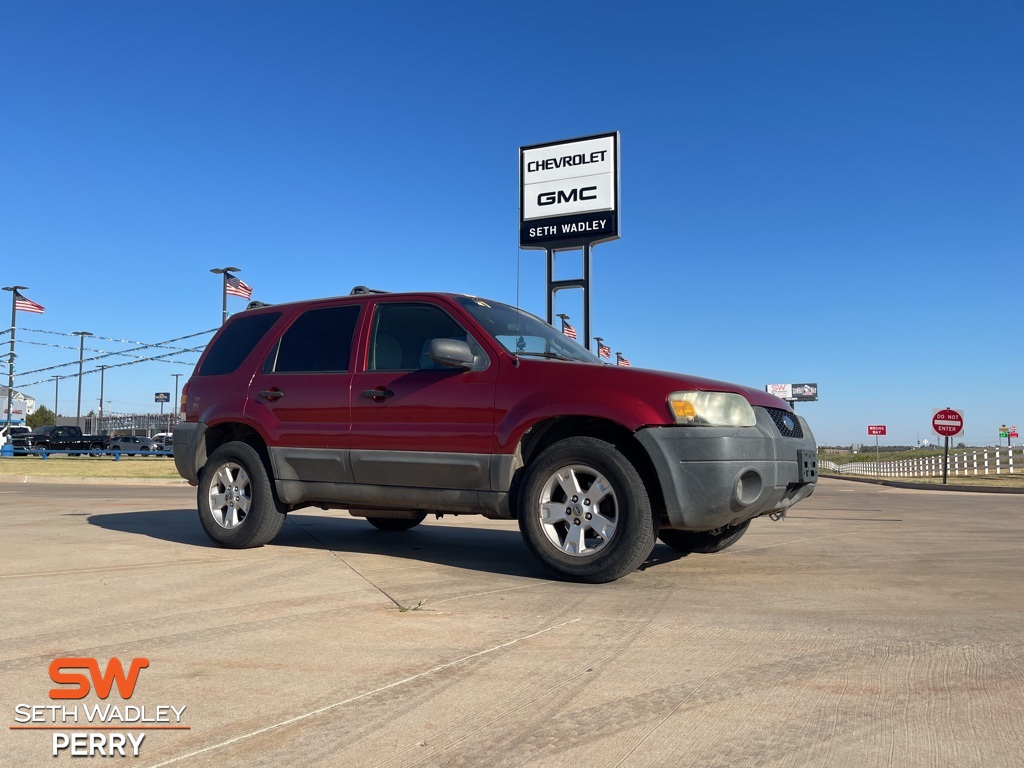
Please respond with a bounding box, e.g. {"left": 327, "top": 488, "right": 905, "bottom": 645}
{"left": 735, "top": 470, "right": 763, "bottom": 506}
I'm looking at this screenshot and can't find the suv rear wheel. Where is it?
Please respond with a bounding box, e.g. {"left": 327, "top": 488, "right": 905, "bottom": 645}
{"left": 518, "top": 437, "right": 657, "bottom": 583}
{"left": 198, "top": 442, "right": 285, "bottom": 548}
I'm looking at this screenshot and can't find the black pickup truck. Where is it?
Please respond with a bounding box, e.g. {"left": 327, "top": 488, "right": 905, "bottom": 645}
{"left": 12, "top": 425, "right": 109, "bottom": 452}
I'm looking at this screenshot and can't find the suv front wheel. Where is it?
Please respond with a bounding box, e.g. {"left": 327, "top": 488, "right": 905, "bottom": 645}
{"left": 518, "top": 437, "right": 657, "bottom": 583}
{"left": 198, "top": 442, "right": 285, "bottom": 548}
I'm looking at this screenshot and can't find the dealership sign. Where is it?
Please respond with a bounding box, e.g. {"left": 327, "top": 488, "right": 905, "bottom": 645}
{"left": 520, "top": 132, "right": 619, "bottom": 249}
{"left": 766, "top": 383, "right": 818, "bottom": 402}
{"left": 2, "top": 402, "right": 27, "bottom": 424}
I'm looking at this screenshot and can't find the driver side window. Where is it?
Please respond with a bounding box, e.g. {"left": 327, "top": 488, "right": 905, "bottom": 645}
{"left": 369, "top": 302, "right": 482, "bottom": 371}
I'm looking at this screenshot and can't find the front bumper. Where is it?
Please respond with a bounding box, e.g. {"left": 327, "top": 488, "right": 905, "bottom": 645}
{"left": 635, "top": 407, "right": 817, "bottom": 531}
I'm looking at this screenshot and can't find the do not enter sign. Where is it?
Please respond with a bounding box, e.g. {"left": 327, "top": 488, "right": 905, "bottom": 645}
{"left": 932, "top": 408, "right": 964, "bottom": 437}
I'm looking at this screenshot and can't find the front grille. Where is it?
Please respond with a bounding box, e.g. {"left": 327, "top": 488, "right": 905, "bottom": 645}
{"left": 766, "top": 407, "right": 804, "bottom": 438}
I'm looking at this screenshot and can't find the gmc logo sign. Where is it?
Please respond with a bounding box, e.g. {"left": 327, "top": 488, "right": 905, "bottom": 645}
{"left": 537, "top": 186, "right": 598, "bottom": 206}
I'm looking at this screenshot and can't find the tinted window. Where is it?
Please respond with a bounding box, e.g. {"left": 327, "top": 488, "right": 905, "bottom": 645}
{"left": 369, "top": 302, "right": 481, "bottom": 371}
{"left": 271, "top": 305, "right": 360, "bottom": 373}
{"left": 198, "top": 313, "right": 281, "bottom": 376}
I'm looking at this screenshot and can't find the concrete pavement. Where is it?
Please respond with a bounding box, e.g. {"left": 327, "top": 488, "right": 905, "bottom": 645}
{"left": 2, "top": 478, "right": 1022, "bottom": 767}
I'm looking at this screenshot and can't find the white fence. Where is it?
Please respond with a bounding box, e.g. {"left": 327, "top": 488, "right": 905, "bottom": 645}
{"left": 820, "top": 447, "right": 1021, "bottom": 478}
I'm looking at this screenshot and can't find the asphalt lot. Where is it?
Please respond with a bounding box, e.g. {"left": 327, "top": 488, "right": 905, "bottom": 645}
{"left": 2, "top": 478, "right": 1022, "bottom": 767}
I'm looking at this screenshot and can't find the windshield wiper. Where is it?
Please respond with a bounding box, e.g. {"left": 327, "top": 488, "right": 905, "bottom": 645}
{"left": 515, "top": 351, "right": 578, "bottom": 361}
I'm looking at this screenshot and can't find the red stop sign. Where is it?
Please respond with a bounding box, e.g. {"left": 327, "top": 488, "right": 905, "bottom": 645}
{"left": 932, "top": 409, "right": 964, "bottom": 436}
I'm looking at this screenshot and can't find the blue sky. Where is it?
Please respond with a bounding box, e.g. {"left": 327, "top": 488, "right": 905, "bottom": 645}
{"left": 1, "top": 1, "right": 1021, "bottom": 446}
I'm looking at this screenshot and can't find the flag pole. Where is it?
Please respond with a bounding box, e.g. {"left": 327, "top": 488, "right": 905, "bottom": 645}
{"left": 210, "top": 267, "right": 240, "bottom": 325}
{"left": 2, "top": 285, "right": 27, "bottom": 434}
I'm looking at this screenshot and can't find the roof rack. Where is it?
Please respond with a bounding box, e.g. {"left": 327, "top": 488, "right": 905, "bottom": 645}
{"left": 350, "top": 286, "right": 389, "bottom": 295}
{"left": 245, "top": 300, "right": 272, "bottom": 310}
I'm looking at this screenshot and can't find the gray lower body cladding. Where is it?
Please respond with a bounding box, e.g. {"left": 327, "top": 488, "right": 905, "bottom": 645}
{"left": 173, "top": 421, "right": 207, "bottom": 484}
{"left": 173, "top": 420, "right": 513, "bottom": 516}
{"left": 269, "top": 445, "right": 512, "bottom": 517}
{"left": 635, "top": 409, "right": 817, "bottom": 531}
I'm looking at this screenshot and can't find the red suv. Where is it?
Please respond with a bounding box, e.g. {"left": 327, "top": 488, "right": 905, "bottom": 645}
{"left": 174, "top": 287, "right": 817, "bottom": 582}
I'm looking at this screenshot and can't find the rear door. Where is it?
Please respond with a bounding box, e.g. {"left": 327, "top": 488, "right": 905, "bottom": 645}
{"left": 348, "top": 299, "right": 498, "bottom": 491}
{"left": 245, "top": 301, "right": 363, "bottom": 484}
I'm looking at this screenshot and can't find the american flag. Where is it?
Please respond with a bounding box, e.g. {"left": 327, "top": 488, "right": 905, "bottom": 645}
{"left": 14, "top": 290, "right": 45, "bottom": 314}
{"left": 616, "top": 352, "right": 631, "bottom": 367}
{"left": 597, "top": 342, "right": 611, "bottom": 359}
{"left": 225, "top": 275, "right": 253, "bottom": 299}
{"left": 560, "top": 318, "right": 577, "bottom": 340}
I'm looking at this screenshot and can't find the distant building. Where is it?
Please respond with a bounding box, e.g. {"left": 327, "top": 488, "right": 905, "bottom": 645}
{"left": 0, "top": 386, "right": 37, "bottom": 425}
{"left": 819, "top": 445, "right": 853, "bottom": 455}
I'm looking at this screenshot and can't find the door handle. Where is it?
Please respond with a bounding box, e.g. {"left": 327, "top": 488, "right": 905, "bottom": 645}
{"left": 258, "top": 389, "right": 285, "bottom": 401}
{"left": 361, "top": 387, "right": 394, "bottom": 402}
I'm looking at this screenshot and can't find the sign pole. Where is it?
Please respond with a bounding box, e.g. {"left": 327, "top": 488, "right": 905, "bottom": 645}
{"left": 943, "top": 435, "right": 950, "bottom": 485}
{"left": 583, "top": 241, "right": 592, "bottom": 350}
{"left": 868, "top": 426, "right": 886, "bottom": 475}
{"left": 545, "top": 248, "right": 555, "bottom": 325}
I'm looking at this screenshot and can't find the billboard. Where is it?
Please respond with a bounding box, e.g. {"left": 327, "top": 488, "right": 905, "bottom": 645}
{"left": 766, "top": 383, "right": 818, "bottom": 402}
{"left": 519, "top": 132, "right": 619, "bottom": 249}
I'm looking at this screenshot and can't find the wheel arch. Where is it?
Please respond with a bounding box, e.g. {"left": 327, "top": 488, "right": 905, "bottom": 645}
{"left": 510, "top": 416, "right": 666, "bottom": 520}
{"left": 199, "top": 422, "right": 293, "bottom": 514}
{"left": 202, "top": 420, "right": 269, "bottom": 458}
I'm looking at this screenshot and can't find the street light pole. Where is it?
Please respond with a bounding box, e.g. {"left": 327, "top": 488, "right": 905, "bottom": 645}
{"left": 72, "top": 331, "right": 92, "bottom": 431}
{"left": 210, "top": 267, "right": 240, "bottom": 325}
{"left": 2, "top": 285, "right": 28, "bottom": 433}
{"left": 171, "top": 373, "right": 183, "bottom": 429}
{"left": 98, "top": 365, "right": 106, "bottom": 435}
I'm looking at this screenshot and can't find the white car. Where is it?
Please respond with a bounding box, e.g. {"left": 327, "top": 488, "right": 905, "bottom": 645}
{"left": 0, "top": 425, "right": 31, "bottom": 447}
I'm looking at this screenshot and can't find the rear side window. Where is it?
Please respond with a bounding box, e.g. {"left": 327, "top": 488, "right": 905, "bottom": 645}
{"left": 269, "top": 305, "right": 360, "bottom": 373}
{"left": 198, "top": 312, "right": 281, "bottom": 376}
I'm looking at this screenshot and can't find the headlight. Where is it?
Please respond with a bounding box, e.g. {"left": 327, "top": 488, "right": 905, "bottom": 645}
{"left": 667, "top": 391, "right": 756, "bottom": 427}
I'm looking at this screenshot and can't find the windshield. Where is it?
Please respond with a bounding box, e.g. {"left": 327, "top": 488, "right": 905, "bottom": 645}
{"left": 455, "top": 296, "right": 599, "bottom": 364}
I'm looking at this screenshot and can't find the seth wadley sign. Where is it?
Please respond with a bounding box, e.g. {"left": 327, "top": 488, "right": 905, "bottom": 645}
{"left": 520, "top": 133, "right": 619, "bottom": 248}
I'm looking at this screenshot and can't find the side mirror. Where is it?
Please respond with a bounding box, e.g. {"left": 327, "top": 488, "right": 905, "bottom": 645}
{"left": 428, "top": 338, "right": 475, "bottom": 369}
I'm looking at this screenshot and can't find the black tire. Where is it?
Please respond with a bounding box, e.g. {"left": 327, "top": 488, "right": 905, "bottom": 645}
{"left": 365, "top": 513, "right": 428, "bottom": 531}
{"left": 518, "top": 436, "right": 657, "bottom": 583}
{"left": 658, "top": 520, "right": 751, "bottom": 554}
{"left": 197, "top": 441, "right": 285, "bottom": 548}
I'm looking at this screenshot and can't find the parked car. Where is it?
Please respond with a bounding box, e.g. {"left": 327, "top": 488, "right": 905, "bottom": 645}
{"left": 152, "top": 433, "right": 174, "bottom": 450}
{"left": 173, "top": 287, "right": 817, "bottom": 583}
{"left": 109, "top": 435, "right": 158, "bottom": 455}
{"left": 0, "top": 425, "right": 30, "bottom": 448}
{"left": 12, "top": 425, "right": 108, "bottom": 452}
